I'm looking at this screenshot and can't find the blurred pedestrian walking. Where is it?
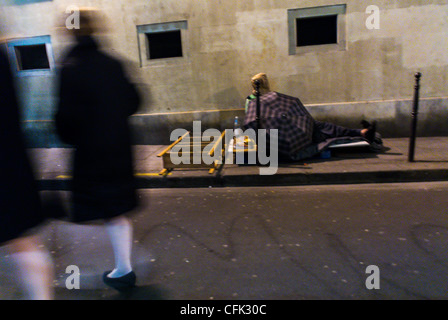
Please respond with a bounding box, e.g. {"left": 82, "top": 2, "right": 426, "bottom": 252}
{"left": 54, "top": 8, "right": 141, "bottom": 291}
{"left": 0, "top": 44, "right": 54, "bottom": 300}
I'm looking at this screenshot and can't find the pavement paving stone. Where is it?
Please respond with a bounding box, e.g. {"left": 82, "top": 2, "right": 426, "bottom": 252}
{"left": 28, "top": 137, "right": 448, "bottom": 188}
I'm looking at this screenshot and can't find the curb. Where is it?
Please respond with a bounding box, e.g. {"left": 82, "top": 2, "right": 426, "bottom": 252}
{"left": 36, "top": 169, "right": 448, "bottom": 191}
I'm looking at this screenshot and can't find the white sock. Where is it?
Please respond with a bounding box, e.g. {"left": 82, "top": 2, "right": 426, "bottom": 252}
{"left": 11, "top": 249, "right": 54, "bottom": 300}
{"left": 105, "top": 216, "right": 133, "bottom": 278}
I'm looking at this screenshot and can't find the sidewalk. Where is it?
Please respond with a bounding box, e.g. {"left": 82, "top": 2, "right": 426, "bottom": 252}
{"left": 29, "top": 137, "right": 448, "bottom": 189}
{"left": 2, "top": 136, "right": 447, "bottom": 301}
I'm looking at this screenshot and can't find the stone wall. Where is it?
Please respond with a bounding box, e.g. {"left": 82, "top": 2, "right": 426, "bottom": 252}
{"left": 1, "top": 0, "right": 447, "bottom": 146}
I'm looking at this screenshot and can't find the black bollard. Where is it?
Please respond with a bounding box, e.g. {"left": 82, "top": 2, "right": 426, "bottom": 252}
{"left": 254, "top": 79, "right": 261, "bottom": 131}
{"left": 254, "top": 80, "right": 261, "bottom": 165}
{"left": 408, "top": 72, "right": 422, "bottom": 162}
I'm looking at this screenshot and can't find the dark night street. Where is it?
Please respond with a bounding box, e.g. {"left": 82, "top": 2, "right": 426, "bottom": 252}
{"left": 2, "top": 181, "right": 447, "bottom": 300}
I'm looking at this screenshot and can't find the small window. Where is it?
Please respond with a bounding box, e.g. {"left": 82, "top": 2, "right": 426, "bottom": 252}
{"left": 145, "top": 30, "right": 183, "bottom": 60}
{"left": 296, "top": 15, "right": 338, "bottom": 47}
{"left": 288, "top": 4, "right": 346, "bottom": 55}
{"left": 137, "top": 21, "right": 188, "bottom": 67}
{"left": 6, "top": 35, "right": 54, "bottom": 76}
{"left": 14, "top": 44, "right": 50, "bottom": 70}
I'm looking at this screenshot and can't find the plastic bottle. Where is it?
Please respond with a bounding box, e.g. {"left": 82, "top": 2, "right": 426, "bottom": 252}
{"left": 234, "top": 116, "right": 244, "bottom": 147}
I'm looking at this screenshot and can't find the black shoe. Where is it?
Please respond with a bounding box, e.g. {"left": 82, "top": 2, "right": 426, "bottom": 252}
{"left": 103, "top": 271, "right": 136, "bottom": 291}
{"left": 364, "top": 121, "right": 377, "bottom": 143}
{"left": 361, "top": 120, "right": 371, "bottom": 129}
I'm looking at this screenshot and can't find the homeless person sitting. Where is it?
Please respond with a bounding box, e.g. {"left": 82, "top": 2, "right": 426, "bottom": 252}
{"left": 244, "top": 73, "right": 382, "bottom": 162}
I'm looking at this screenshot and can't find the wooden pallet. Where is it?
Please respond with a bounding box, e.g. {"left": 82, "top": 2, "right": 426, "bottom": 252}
{"left": 157, "top": 131, "right": 226, "bottom": 175}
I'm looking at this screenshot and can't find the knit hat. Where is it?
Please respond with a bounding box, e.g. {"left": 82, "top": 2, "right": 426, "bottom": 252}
{"left": 251, "top": 73, "right": 271, "bottom": 95}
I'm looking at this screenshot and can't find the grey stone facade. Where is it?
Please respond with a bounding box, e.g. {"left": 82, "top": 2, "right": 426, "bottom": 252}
{"left": 1, "top": 0, "right": 447, "bottom": 146}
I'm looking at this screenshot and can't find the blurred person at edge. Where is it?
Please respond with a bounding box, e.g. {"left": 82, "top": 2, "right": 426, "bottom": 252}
{"left": 54, "top": 8, "right": 141, "bottom": 291}
{"left": 0, "top": 41, "right": 54, "bottom": 299}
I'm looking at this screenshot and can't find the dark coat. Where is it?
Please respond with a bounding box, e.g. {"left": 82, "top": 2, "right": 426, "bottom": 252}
{"left": 55, "top": 36, "right": 140, "bottom": 223}
{"left": 0, "top": 49, "right": 44, "bottom": 244}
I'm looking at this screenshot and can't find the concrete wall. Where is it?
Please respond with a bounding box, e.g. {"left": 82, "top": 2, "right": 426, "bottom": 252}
{"left": 1, "top": 0, "right": 447, "bottom": 146}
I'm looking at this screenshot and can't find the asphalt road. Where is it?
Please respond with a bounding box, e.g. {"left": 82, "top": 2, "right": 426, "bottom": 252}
{"left": 1, "top": 181, "right": 448, "bottom": 300}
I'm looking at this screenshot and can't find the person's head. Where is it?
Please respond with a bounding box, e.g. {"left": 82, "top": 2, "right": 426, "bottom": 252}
{"left": 57, "top": 7, "right": 106, "bottom": 43}
{"left": 251, "top": 73, "right": 271, "bottom": 95}
{"left": 73, "top": 8, "right": 103, "bottom": 40}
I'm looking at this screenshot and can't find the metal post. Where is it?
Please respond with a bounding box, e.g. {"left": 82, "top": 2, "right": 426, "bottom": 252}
{"left": 254, "top": 80, "right": 261, "bottom": 165}
{"left": 255, "top": 80, "right": 261, "bottom": 131}
{"left": 408, "top": 72, "right": 422, "bottom": 162}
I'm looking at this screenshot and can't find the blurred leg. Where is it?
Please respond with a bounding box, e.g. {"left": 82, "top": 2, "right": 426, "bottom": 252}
{"left": 105, "top": 215, "right": 133, "bottom": 278}
{"left": 8, "top": 235, "right": 54, "bottom": 300}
